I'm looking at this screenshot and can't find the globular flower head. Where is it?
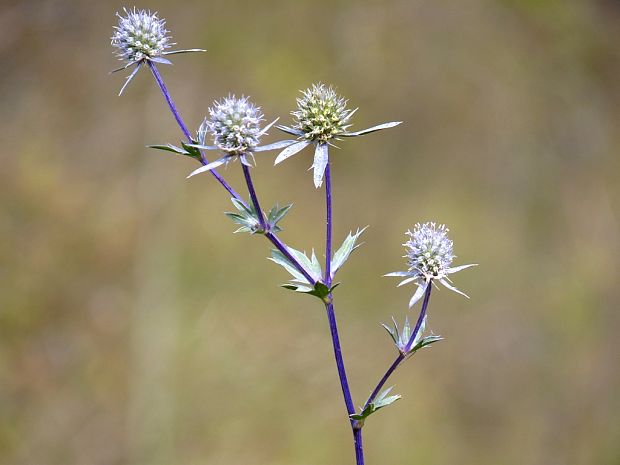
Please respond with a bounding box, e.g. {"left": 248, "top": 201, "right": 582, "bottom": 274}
{"left": 292, "top": 83, "right": 354, "bottom": 142}
{"left": 275, "top": 83, "right": 401, "bottom": 189}
{"left": 111, "top": 8, "right": 171, "bottom": 63}
{"left": 405, "top": 223, "right": 454, "bottom": 281}
{"left": 386, "top": 222, "right": 477, "bottom": 308}
{"left": 205, "top": 95, "right": 264, "bottom": 155}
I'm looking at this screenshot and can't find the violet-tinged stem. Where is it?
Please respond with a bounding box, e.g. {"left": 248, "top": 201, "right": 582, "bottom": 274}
{"left": 326, "top": 302, "right": 364, "bottom": 465}
{"left": 147, "top": 62, "right": 315, "bottom": 286}
{"left": 323, "top": 162, "right": 364, "bottom": 465}
{"left": 240, "top": 163, "right": 315, "bottom": 284}
{"left": 325, "top": 302, "right": 356, "bottom": 416}
{"left": 324, "top": 161, "right": 333, "bottom": 284}
{"left": 363, "top": 284, "right": 433, "bottom": 409}
{"left": 404, "top": 283, "right": 433, "bottom": 352}
{"left": 354, "top": 429, "right": 365, "bottom": 465}
{"left": 147, "top": 61, "right": 240, "bottom": 200}
{"left": 266, "top": 232, "right": 317, "bottom": 285}
{"left": 241, "top": 163, "right": 267, "bottom": 231}
{"left": 364, "top": 354, "right": 404, "bottom": 411}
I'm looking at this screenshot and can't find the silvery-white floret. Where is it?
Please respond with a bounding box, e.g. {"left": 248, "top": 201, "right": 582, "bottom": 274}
{"left": 275, "top": 83, "right": 401, "bottom": 189}
{"left": 386, "top": 223, "right": 477, "bottom": 308}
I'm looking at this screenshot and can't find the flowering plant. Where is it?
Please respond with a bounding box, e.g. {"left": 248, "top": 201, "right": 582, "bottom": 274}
{"left": 111, "top": 9, "right": 475, "bottom": 465}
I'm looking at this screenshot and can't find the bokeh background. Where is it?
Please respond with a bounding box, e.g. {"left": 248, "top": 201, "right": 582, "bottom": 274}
{"left": 1, "top": 0, "right": 619, "bottom": 464}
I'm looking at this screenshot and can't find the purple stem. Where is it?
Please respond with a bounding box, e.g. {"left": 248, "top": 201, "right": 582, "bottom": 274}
{"left": 323, "top": 161, "right": 364, "bottom": 465}
{"left": 364, "top": 354, "right": 404, "bottom": 410}
{"left": 240, "top": 163, "right": 316, "bottom": 285}
{"left": 267, "top": 232, "right": 317, "bottom": 285}
{"left": 324, "top": 161, "right": 333, "bottom": 284}
{"left": 404, "top": 283, "right": 433, "bottom": 353}
{"left": 146, "top": 61, "right": 315, "bottom": 286}
{"left": 241, "top": 163, "right": 267, "bottom": 231}
{"left": 363, "top": 283, "right": 433, "bottom": 410}
{"left": 147, "top": 61, "right": 240, "bottom": 200}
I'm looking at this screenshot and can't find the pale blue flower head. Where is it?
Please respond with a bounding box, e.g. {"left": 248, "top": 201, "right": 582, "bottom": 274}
{"left": 386, "top": 223, "right": 477, "bottom": 308}
{"left": 275, "top": 83, "right": 401, "bottom": 188}
{"left": 205, "top": 95, "right": 264, "bottom": 155}
{"left": 186, "top": 96, "right": 293, "bottom": 179}
{"left": 111, "top": 8, "right": 204, "bottom": 95}
{"left": 111, "top": 8, "right": 171, "bottom": 63}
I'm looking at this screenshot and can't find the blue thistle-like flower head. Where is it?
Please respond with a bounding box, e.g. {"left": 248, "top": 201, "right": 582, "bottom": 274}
{"left": 405, "top": 223, "right": 454, "bottom": 280}
{"left": 110, "top": 8, "right": 204, "bottom": 96}
{"left": 386, "top": 222, "right": 477, "bottom": 308}
{"left": 186, "top": 96, "right": 296, "bottom": 179}
{"left": 111, "top": 8, "right": 171, "bottom": 63}
{"left": 205, "top": 95, "right": 264, "bottom": 155}
{"left": 292, "top": 83, "right": 353, "bottom": 143}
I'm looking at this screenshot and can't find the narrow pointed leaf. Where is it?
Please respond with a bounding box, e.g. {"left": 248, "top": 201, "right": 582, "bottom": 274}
{"left": 162, "top": 48, "right": 207, "bottom": 55}
{"left": 118, "top": 62, "right": 142, "bottom": 96}
{"left": 254, "top": 140, "right": 297, "bottom": 152}
{"left": 341, "top": 121, "right": 402, "bottom": 137}
{"left": 110, "top": 59, "right": 141, "bottom": 74}
{"left": 147, "top": 143, "right": 188, "bottom": 155}
{"left": 447, "top": 263, "right": 478, "bottom": 274}
{"left": 186, "top": 143, "right": 219, "bottom": 151}
{"left": 439, "top": 278, "right": 470, "bottom": 298}
{"left": 330, "top": 227, "right": 368, "bottom": 277}
{"left": 312, "top": 143, "right": 329, "bottom": 188}
{"left": 384, "top": 271, "right": 411, "bottom": 277}
{"left": 268, "top": 250, "right": 308, "bottom": 283}
{"left": 397, "top": 276, "right": 418, "bottom": 287}
{"left": 409, "top": 283, "right": 427, "bottom": 308}
{"left": 258, "top": 118, "right": 279, "bottom": 136}
{"left": 274, "top": 140, "right": 311, "bottom": 164}
{"left": 276, "top": 125, "right": 305, "bottom": 137}
{"left": 187, "top": 157, "right": 227, "bottom": 178}
{"left": 149, "top": 56, "right": 173, "bottom": 65}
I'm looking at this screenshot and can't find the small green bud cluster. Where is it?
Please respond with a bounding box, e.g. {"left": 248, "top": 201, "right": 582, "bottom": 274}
{"left": 292, "top": 83, "right": 353, "bottom": 142}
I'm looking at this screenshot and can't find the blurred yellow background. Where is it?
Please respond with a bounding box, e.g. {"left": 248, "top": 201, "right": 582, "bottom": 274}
{"left": 1, "top": 0, "right": 619, "bottom": 464}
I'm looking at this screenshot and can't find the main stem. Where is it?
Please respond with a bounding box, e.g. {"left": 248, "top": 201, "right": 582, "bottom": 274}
{"left": 323, "top": 161, "right": 364, "bottom": 465}
{"left": 324, "top": 162, "right": 333, "bottom": 285}
{"left": 147, "top": 62, "right": 315, "bottom": 286}
{"left": 363, "top": 284, "right": 433, "bottom": 409}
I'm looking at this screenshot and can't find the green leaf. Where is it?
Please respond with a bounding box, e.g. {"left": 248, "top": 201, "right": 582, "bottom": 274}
{"left": 147, "top": 141, "right": 203, "bottom": 160}
{"left": 181, "top": 141, "right": 204, "bottom": 160}
{"left": 225, "top": 197, "right": 262, "bottom": 234}
{"left": 148, "top": 143, "right": 189, "bottom": 155}
{"left": 409, "top": 335, "right": 443, "bottom": 353}
{"left": 281, "top": 281, "right": 340, "bottom": 303}
{"left": 350, "top": 386, "right": 402, "bottom": 423}
{"left": 266, "top": 203, "right": 292, "bottom": 232}
{"left": 268, "top": 250, "right": 309, "bottom": 284}
{"left": 331, "top": 227, "right": 368, "bottom": 277}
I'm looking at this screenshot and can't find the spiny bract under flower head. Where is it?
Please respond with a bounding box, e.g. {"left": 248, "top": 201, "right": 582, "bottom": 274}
{"left": 293, "top": 83, "right": 353, "bottom": 142}
{"left": 111, "top": 8, "right": 171, "bottom": 62}
{"left": 405, "top": 223, "right": 454, "bottom": 280}
{"left": 205, "top": 96, "right": 264, "bottom": 155}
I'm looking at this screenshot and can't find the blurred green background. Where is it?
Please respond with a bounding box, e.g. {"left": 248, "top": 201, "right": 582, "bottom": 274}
{"left": 1, "top": 0, "right": 619, "bottom": 464}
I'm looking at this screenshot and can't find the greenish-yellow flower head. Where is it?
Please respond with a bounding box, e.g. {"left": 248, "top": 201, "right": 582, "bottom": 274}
{"left": 292, "top": 83, "right": 354, "bottom": 142}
